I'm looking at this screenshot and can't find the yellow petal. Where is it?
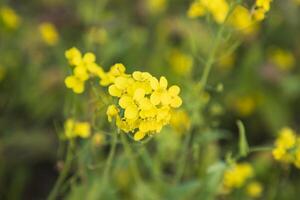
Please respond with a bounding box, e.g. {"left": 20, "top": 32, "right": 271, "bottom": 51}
{"left": 161, "top": 92, "right": 171, "bottom": 105}
{"left": 170, "top": 96, "right": 182, "bottom": 108}
{"left": 159, "top": 76, "right": 168, "bottom": 89}
{"left": 150, "top": 77, "right": 159, "bottom": 90}
{"left": 150, "top": 92, "right": 161, "bottom": 105}
{"left": 119, "top": 95, "right": 134, "bottom": 108}
{"left": 168, "top": 85, "right": 180, "bottom": 96}
{"left": 133, "top": 88, "right": 145, "bottom": 101}
{"left": 134, "top": 131, "right": 146, "bottom": 141}
{"left": 108, "top": 85, "right": 122, "bottom": 97}
{"left": 83, "top": 52, "right": 96, "bottom": 63}
{"left": 124, "top": 105, "right": 138, "bottom": 120}
{"left": 73, "top": 81, "right": 85, "bottom": 94}
{"left": 114, "top": 76, "right": 128, "bottom": 90}
{"left": 133, "top": 71, "right": 142, "bottom": 81}
{"left": 65, "top": 76, "right": 76, "bottom": 88}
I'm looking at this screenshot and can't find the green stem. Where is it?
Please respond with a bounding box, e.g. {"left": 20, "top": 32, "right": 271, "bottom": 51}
{"left": 249, "top": 146, "right": 273, "bottom": 153}
{"left": 199, "top": 2, "right": 238, "bottom": 89}
{"left": 121, "top": 134, "right": 142, "bottom": 183}
{"left": 173, "top": 132, "right": 192, "bottom": 184}
{"left": 47, "top": 142, "right": 73, "bottom": 200}
{"left": 102, "top": 131, "right": 118, "bottom": 181}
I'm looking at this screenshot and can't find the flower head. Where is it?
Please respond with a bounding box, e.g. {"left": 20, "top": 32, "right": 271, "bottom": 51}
{"left": 64, "top": 118, "right": 91, "bottom": 139}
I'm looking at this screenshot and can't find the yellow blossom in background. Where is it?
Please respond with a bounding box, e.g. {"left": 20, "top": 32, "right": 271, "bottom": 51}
{"left": 39, "top": 22, "right": 59, "bottom": 46}
{"left": 0, "top": 6, "right": 20, "bottom": 29}
{"left": 64, "top": 118, "right": 91, "bottom": 139}
{"left": 232, "top": 95, "right": 256, "bottom": 117}
{"left": 187, "top": 0, "right": 229, "bottom": 24}
{"left": 92, "top": 133, "right": 105, "bottom": 147}
{"left": 229, "top": 5, "right": 258, "bottom": 35}
{"left": 86, "top": 27, "right": 108, "bottom": 45}
{"left": 168, "top": 49, "right": 193, "bottom": 76}
{"left": 223, "top": 163, "right": 254, "bottom": 191}
{"left": 253, "top": 0, "right": 273, "bottom": 21}
{"left": 218, "top": 53, "right": 236, "bottom": 71}
{"left": 268, "top": 48, "right": 295, "bottom": 71}
{"left": 246, "top": 181, "right": 263, "bottom": 198}
{"left": 146, "top": 0, "right": 167, "bottom": 14}
{"left": 272, "top": 127, "right": 300, "bottom": 165}
{"left": 170, "top": 109, "right": 191, "bottom": 134}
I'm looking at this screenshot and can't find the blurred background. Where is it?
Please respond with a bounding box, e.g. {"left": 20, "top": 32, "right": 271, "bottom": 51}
{"left": 1, "top": 0, "right": 300, "bottom": 199}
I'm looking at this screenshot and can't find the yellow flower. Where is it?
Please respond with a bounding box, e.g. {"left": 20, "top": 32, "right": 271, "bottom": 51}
{"left": 253, "top": 0, "right": 273, "bottom": 21}
{"left": 275, "top": 127, "right": 296, "bottom": 149}
{"left": 106, "top": 105, "right": 119, "bottom": 122}
{"left": 64, "top": 118, "right": 91, "bottom": 139}
{"left": 64, "top": 47, "right": 106, "bottom": 94}
{"left": 39, "top": 22, "right": 59, "bottom": 46}
{"left": 246, "top": 181, "right": 263, "bottom": 198}
{"left": 0, "top": 6, "right": 20, "bottom": 29}
{"left": 187, "top": 2, "right": 206, "bottom": 19}
{"left": 223, "top": 163, "right": 254, "bottom": 190}
{"left": 268, "top": 48, "right": 295, "bottom": 71}
{"left": 170, "top": 110, "right": 191, "bottom": 134}
{"left": 65, "top": 75, "right": 85, "bottom": 94}
{"left": 232, "top": 95, "right": 256, "bottom": 117}
{"left": 188, "top": 0, "right": 228, "bottom": 24}
{"left": 168, "top": 49, "right": 193, "bottom": 76}
{"left": 146, "top": 0, "right": 167, "bottom": 14}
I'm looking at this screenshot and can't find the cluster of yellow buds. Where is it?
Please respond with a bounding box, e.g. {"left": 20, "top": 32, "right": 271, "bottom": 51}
{"left": 272, "top": 127, "right": 300, "bottom": 168}
{"left": 106, "top": 68, "right": 182, "bottom": 141}
{"left": 64, "top": 47, "right": 105, "bottom": 93}
{"left": 223, "top": 163, "right": 254, "bottom": 191}
{"left": 64, "top": 118, "right": 91, "bottom": 139}
{"left": 253, "top": 0, "right": 273, "bottom": 21}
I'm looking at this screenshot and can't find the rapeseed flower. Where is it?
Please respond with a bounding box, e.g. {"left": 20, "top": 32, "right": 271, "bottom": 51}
{"left": 168, "top": 49, "right": 193, "bottom": 76}
{"left": 253, "top": 0, "right": 273, "bottom": 21}
{"left": 0, "top": 6, "right": 20, "bottom": 29}
{"left": 246, "top": 181, "right": 263, "bottom": 198}
{"left": 39, "top": 22, "right": 59, "bottom": 46}
{"left": 272, "top": 127, "right": 300, "bottom": 168}
{"left": 268, "top": 48, "right": 295, "bottom": 71}
{"left": 64, "top": 118, "right": 91, "bottom": 139}
{"left": 64, "top": 47, "right": 105, "bottom": 93}
{"left": 223, "top": 163, "right": 254, "bottom": 191}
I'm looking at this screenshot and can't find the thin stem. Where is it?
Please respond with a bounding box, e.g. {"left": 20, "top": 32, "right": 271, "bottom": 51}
{"left": 121, "top": 134, "right": 142, "bottom": 183}
{"left": 249, "top": 146, "right": 273, "bottom": 153}
{"left": 199, "top": 2, "right": 238, "bottom": 89}
{"left": 173, "top": 132, "right": 192, "bottom": 184}
{"left": 47, "top": 142, "right": 73, "bottom": 200}
{"left": 102, "top": 131, "right": 118, "bottom": 181}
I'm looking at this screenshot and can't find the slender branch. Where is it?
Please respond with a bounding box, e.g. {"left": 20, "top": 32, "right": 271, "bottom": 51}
{"left": 47, "top": 142, "right": 73, "bottom": 200}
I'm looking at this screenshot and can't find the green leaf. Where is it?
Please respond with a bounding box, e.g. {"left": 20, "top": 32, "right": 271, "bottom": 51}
{"left": 237, "top": 120, "right": 249, "bottom": 158}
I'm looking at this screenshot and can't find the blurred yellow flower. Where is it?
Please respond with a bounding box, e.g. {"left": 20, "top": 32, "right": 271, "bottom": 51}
{"left": 146, "top": 0, "right": 167, "bottom": 14}
{"left": 39, "top": 22, "right": 59, "bottom": 46}
{"left": 233, "top": 95, "right": 256, "bottom": 117}
{"left": 86, "top": 27, "right": 108, "bottom": 45}
{"left": 253, "top": 0, "right": 273, "bottom": 21}
{"left": 223, "top": 163, "right": 254, "bottom": 191}
{"left": 92, "top": 133, "right": 105, "bottom": 147}
{"left": 64, "top": 118, "right": 91, "bottom": 139}
{"left": 187, "top": 0, "right": 229, "bottom": 24}
{"left": 0, "top": 6, "right": 20, "bottom": 29}
{"left": 268, "top": 48, "right": 295, "bottom": 71}
{"left": 168, "top": 49, "right": 193, "bottom": 76}
{"left": 170, "top": 109, "right": 191, "bottom": 134}
{"left": 246, "top": 181, "right": 263, "bottom": 198}
{"left": 218, "top": 53, "right": 236, "bottom": 71}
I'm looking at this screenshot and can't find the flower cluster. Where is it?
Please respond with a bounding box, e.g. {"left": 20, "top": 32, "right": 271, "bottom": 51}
{"left": 64, "top": 47, "right": 183, "bottom": 141}
{"left": 64, "top": 47, "right": 105, "bottom": 93}
{"left": 253, "top": 0, "right": 273, "bottom": 21}
{"left": 272, "top": 127, "right": 300, "bottom": 168}
{"left": 106, "top": 69, "right": 182, "bottom": 141}
{"left": 64, "top": 118, "right": 91, "bottom": 139}
{"left": 223, "top": 163, "right": 254, "bottom": 191}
